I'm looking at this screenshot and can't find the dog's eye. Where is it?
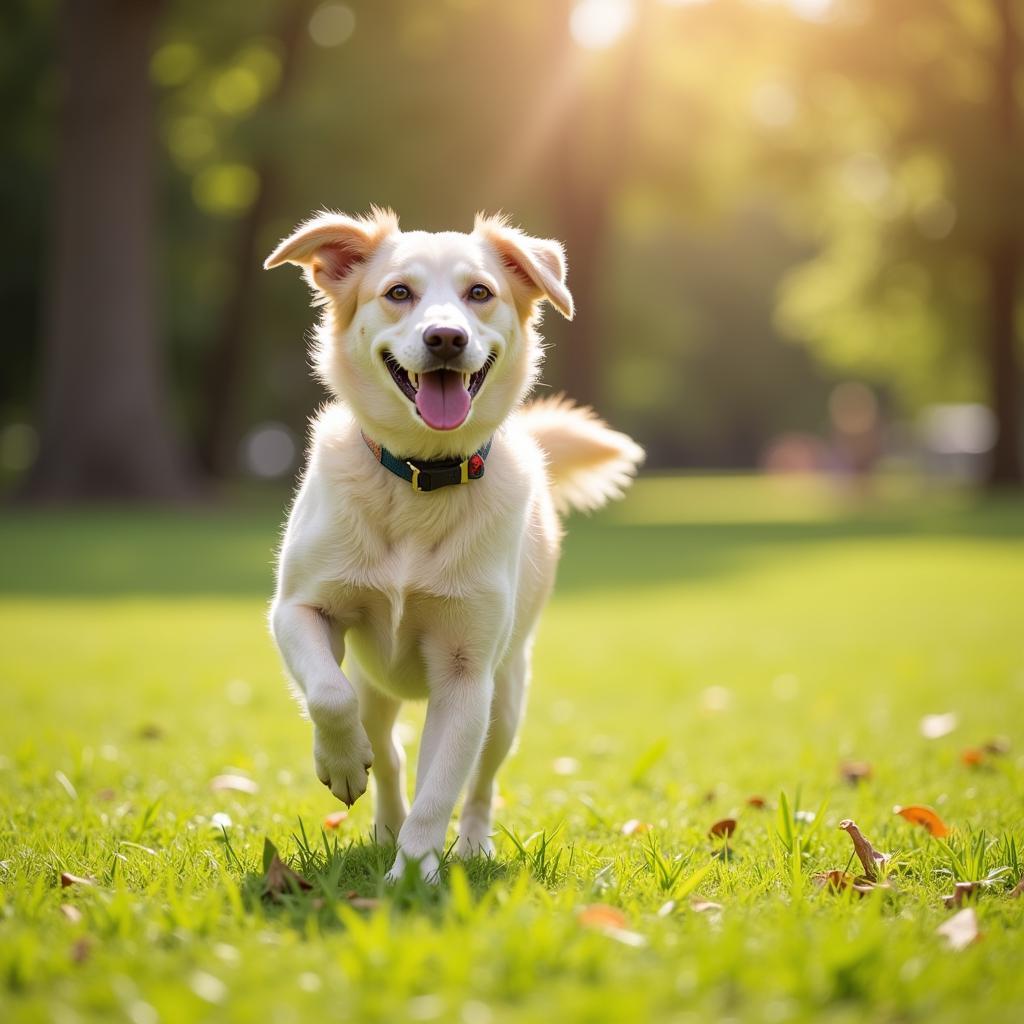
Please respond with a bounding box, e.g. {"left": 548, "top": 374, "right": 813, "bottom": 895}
{"left": 467, "top": 284, "right": 493, "bottom": 303}
{"left": 385, "top": 284, "right": 412, "bottom": 302}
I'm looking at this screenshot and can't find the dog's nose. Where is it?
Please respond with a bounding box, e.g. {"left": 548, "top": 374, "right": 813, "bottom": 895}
{"left": 423, "top": 325, "right": 468, "bottom": 361}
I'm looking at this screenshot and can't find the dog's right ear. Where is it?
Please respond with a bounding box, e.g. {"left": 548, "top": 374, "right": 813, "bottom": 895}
{"left": 264, "top": 208, "right": 398, "bottom": 297}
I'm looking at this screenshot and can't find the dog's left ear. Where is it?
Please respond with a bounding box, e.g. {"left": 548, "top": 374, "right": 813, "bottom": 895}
{"left": 476, "top": 214, "right": 574, "bottom": 320}
{"left": 264, "top": 207, "right": 398, "bottom": 297}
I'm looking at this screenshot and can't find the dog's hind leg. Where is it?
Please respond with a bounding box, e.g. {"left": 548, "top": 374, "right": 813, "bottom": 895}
{"left": 455, "top": 643, "right": 530, "bottom": 858}
{"left": 351, "top": 668, "right": 408, "bottom": 844}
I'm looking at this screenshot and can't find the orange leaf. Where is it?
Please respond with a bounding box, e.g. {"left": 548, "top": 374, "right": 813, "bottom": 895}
{"left": 894, "top": 804, "right": 951, "bottom": 838}
{"left": 746, "top": 795, "right": 767, "bottom": 809}
{"left": 814, "top": 869, "right": 856, "bottom": 892}
{"left": 323, "top": 810, "right": 348, "bottom": 829}
{"left": 709, "top": 818, "right": 737, "bottom": 839}
{"left": 960, "top": 748, "right": 985, "bottom": 767}
{"left": 577, "top": 904, "right": 628, "bottom": 931}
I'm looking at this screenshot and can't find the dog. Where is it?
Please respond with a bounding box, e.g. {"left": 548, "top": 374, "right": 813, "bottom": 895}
{"left": 264, "top": 209, "right": 643, "bottom": 880}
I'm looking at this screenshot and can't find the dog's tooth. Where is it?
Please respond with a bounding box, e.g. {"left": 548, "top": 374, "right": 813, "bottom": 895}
{"left": 463, "top": 372, "right": 471, "bottom": 389}
{"left": 410, "top": 372, "right": 418, "bottom": 388}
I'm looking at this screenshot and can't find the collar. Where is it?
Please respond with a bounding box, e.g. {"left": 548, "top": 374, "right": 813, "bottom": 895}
{"left": 361, "top": 432, "right": 492, "bottom": 493}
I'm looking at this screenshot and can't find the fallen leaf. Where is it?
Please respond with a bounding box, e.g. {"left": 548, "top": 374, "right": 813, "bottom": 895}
{"left": 920, "top": 712, "right": 958, "bottom": 739}
{"left": 1010, "top": 876, "right": 1024, "bottom": 899}
{"left": 840, "top": 761, "right": 873, "bottom": 785}
{"left": 138, "top": 723, "right": 164, "bottom": 740}
{"left": 323, "top": 810, "right": 348, "bottom": 829}
{"left": 347, "top": 896, "right": 382, "bottom": 911}
{"left": 577, "top": 904, "right": 628, "bottom": 931}
{"left": 71, "top": 937, "right": 92, "bottom": 964}
{"left": 210, "top": 774, "right": 258, "bottom": 794}
{"left": 657, "top": 900, "right": 676, "bottom": 917}
{"left": 960, "top": 748, "right": 985, "bottom": 767}
{"left": 894, "top": 804, "right": 951, "bottom": 838}
{"left": 983, "top": 736, "right": 1010, "bottom": 755}
{"left": 746, "top": 795, "right": 767, "bottom": 809}
{"left": 814, "top": 870, "right": 856, "bottom": 893}
{"left": 838, "top": 819, "right": 890, "bottom": 881}
{"left": 621, "top": 819, "right": 652, "bottom": 836}
{"left": 943, "top": 881, "right": 984, "bottom": 908}
{"left": 691, "top": 900, "right": 723, "bottom": 913}
{"left": 262, "top": 838, "right": 313, "bottom": 900}
{"left": 936, "top": 907, "right": 980, "bottom": 950}
{"left": 60, "top": 873, "right": 94, "bottom": 889}
{"left": 709, "top": 818, "right": 737, "bottom": 839}
{"left": 60, "top": 904, "right": 83, "bottom": 923}
{"left": 96, "top": 788, "right": 116, "bottom": 801}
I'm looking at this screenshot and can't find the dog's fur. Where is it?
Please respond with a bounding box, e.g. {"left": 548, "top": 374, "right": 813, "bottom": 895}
{"left": 265, "top": 209, "right": 643, "bottom": 880}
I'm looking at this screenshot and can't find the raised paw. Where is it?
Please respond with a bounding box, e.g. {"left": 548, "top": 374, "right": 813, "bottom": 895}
{"left": 312, "top": 715, "right": 373, "bottom": 807}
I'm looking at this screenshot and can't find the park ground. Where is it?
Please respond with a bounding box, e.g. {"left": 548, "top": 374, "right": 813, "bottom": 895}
{"left": 1, "top": 475, "right": 1023, "bottom": 1023}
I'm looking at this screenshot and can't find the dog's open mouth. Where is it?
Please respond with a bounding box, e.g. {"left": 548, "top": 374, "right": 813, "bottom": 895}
{"left": 383, "top": 352, "right": 496, "bottom": 431}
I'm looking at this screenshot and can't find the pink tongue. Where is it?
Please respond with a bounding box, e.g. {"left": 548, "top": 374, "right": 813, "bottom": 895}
{"left": 415, "top": 370, "right": 471, "bottom": 430}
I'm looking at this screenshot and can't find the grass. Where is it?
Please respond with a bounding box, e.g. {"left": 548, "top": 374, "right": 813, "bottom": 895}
{"left": 1, "top": 474, "right": 1022, "bottom": 1023}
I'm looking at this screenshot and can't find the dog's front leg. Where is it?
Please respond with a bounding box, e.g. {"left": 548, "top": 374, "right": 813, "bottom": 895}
{"left": 271, "top": 601, "right": 373, "bottom": 806}
{"left": 386, "top": 660, "right": 493, "bottom": 883}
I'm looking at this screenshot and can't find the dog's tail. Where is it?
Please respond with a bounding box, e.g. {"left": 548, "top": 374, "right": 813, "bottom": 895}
{"left": 519, "top": 394, "right": 645, "bottom": 515}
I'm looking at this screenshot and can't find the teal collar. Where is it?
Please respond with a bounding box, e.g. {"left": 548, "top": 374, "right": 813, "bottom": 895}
{"left": 361, "top": 432, "right": 492, "bottom": 493}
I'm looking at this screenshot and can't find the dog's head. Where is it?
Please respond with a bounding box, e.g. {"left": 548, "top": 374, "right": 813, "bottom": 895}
{"left": 265, "top": 208, "right": 574, "bottom": 458}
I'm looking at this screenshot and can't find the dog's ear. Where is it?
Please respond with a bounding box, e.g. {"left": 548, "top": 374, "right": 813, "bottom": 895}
{"left": 475, "top": 214, "right": 574, "bottom": 320}
{"left": 264, "top": 208, "right": 398, "bottom": 296}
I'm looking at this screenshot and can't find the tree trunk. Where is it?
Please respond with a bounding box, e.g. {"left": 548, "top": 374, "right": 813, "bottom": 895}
{"left": 987, "top": 0, "right": 1022, "bottom": 486}
{"left": 25, "top": 0, "right": 195, "bottom": 501}
{"left": 196, "top": 0, "right": 313, "bottom": 478}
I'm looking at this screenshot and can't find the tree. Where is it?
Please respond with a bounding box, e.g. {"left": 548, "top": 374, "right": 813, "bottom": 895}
{"left": 26, "top": 0, "right": 195, "bottom": 500}
{"left": 775, "top": 0, "right": 1022, "bottom": 484}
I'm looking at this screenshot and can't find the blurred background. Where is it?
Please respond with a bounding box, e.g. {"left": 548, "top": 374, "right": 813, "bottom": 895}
{"left": 1, "top": 0, "right": 1021, "bottom": 500}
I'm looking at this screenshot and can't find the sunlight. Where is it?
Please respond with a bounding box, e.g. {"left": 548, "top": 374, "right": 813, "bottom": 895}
{"left": 570, "top": 0, "right": 634, "bottom": 51}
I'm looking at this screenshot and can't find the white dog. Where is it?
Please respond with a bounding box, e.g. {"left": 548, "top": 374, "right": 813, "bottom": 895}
{"left": 265, "top": 209, "right": 643, "bottom": 880}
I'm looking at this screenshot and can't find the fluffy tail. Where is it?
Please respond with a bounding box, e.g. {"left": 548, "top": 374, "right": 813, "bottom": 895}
{"left": 520, "top": 394, "right": 645, "bottom": 514}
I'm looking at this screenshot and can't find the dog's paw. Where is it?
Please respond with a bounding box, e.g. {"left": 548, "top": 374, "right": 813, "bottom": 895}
{"left": 454, "top": 822, "right": 495, "bottom": 859}
{"left": 385, "top": 849, "right": 441, "bottom": 885}
{"left": 311, "top": 712, "right": 373, "bottom": 807}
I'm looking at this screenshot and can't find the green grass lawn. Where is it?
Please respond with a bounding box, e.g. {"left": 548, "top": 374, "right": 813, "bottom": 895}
{"left": 2, "top": 475, "right": 1023, "bottom": 1023}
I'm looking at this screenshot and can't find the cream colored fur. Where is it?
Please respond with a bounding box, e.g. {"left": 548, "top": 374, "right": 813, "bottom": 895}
{"left": 265, "top": 209, "right": 643, "bottom": 880}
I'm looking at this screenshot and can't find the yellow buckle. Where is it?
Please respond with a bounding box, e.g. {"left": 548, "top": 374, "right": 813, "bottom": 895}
{"left": 407, "top": 463, "right": 421, "bottom": 492}
{"left": 460, "top": 458, "right": 469, "bottom": 484}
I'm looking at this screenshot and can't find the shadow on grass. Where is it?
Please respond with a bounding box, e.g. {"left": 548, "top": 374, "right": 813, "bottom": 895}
{"left": 235, "top": 830, "right": 513, "bottom": 931}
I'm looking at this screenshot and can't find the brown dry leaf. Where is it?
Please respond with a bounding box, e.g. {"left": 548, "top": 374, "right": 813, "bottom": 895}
{"left": 1010, "top": 876, "right": 1024, "bottom": 899}
{"left": 709, "top": 818, "right": 737, "bottom": 839}
{"left": 746, "top": 795, "right": 767, "bottom": 809}
{"left": 323, "top": 810, "right": 348, "bottom": 829}
{"left": 814, "top": 870, "right": 856, "bottom": 893}
{"left": 840, "top": 761, "right": 873, "bottom": 785}
{"left": 577, "top": 904, "right": 629, "bottom": 931}
{"left": 893, "top": 804, "right": 952, "bottom": 838}
{"left": 60, "top": 872, "right": 94, "bottom": 889}
{"left": 210, "top": 774, "right": 259, "bottom": 794}
{"left": 960, "top": 748, "right": 985, "bottom": 767}
{"left": 936, "top": 907, "right": 980, "bottom": 951}
{"left": 263, "top": 854, "right": 314, "bottom": 900}
{"left": 60, "top": 904, "right": 83, "bottom": 923}
{"left": 71, "top": 937, "right": 92, "bottom": 964}
{"left": 838, "top": 820, "right": 890, "bottom": 881}
{"left": 943, "top": 881, "right": 984, "bottom": 908}
{"left": 621, "top": 819, "right": 652, "bottom": 836}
